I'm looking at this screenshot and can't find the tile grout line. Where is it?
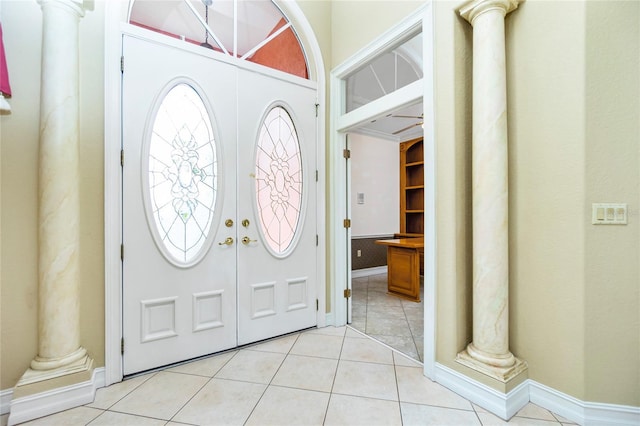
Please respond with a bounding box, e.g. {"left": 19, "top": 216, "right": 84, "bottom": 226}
{"left": 241, "top": 331, "right": 302, "bottom": 426}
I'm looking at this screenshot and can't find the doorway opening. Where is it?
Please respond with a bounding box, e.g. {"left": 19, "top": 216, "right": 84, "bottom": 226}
{"left": 330, "top": 2, "right": 436, "bottom": 377}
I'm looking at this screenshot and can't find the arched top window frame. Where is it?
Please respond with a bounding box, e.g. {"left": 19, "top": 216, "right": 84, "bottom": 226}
{"left": 127, "top": 0, "right": 310, "bottom": 79}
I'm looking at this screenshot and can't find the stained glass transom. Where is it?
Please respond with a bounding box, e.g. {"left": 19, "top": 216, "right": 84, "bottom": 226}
{"left": 148, "top": 83, "right": 218, "bottom": 264}
{"left": 255, "top": 106, "right": 303, "bottom": 255}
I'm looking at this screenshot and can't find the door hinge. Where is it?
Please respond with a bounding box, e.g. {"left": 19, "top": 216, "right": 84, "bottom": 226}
{"left": 343, "top": 219, "right": 351, "bottom": 228}
{"left": 344, "top": 288, "right": 352, "bottom": 298}
{"left": 343, "top": 149, "right": 351, "bottom": 159}
{"left": 316, "top": 299, "right": 319, "bottom": 311}
{"left": 120, "top": 55, "right": 124, "bottom": 73}
{"left": 316, "top": 234, "right": 319, "bottom": 246}
{"left": 316, "top": 170, "right": 318, "bottom": 182}
{"left": 120, "top": 244, "right": 124, "bottom": 261}
{"left": 121, "top": 338, "right": 124, "bottom": 355}
{"left": 315, "top": 103, "right": 319, "bottom": 117}
{"left": 120, "top": 149, "right": 124, "bottom": 167}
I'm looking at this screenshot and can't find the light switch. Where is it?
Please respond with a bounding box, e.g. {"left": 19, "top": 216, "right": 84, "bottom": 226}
{"left": 592, "top": 203, "right": 628, "bottom": 225}
{"left": 357, "top": 193, "right": 365, "bottom": 204}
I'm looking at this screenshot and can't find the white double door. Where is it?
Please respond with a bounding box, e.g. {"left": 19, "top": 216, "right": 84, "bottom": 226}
{"left": 122, "top": 34, "right": 317, "bottom": 375}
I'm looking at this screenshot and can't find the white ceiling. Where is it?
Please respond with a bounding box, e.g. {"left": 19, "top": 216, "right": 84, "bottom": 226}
{"left": 129, "top": 0, "right": 424, "bottom": 142}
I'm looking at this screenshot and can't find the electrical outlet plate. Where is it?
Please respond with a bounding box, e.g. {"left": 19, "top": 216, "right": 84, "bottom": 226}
{"left": 592, "top": 203, "right": 627, "bottom": 225}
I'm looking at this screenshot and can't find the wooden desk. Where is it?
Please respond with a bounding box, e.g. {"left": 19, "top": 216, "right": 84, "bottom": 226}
{"left": 375, "top": 237, "right": 424, "bottom": 302}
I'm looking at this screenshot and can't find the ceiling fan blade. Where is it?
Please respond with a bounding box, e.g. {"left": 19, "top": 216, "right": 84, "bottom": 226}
{"left": 391, "top": 114, "right": 424, "bottom": 119}
{"left": 392, "top": 121, "right": 423, "bottom": 135}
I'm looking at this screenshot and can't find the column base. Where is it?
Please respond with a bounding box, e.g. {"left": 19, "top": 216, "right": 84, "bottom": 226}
{"left": 456, "top": 345, "right": 528, "bottom": 383}
{"left": 16, "top": 351, "right": 93, "bottom": 387}
{"left": 8, "top": 357, "right": 96, "bottom": 426}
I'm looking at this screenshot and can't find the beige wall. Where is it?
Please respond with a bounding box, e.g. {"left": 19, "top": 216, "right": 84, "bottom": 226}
{"left": 1, "top": 0, "right": 638, "bottom": 410}
{"left": 330, "top": 1, "right": 423, "bottom": 67}
{"left": 0, "top": 0, "right": 105, "bottom": 390}
{"left": 584, "top": 1, "right": 639, "bottom": 406}
{"left": 0, "top": 0, "right": 42, "bottom": 391}
{"left": 508, "top": 0, "right": 588, "bottom": 399}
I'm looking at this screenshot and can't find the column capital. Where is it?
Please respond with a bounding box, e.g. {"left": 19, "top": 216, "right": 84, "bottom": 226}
{"left": 37, "top": 0, "right": 85, "bottom": 17}
{"left": 459, "top": 0, "right": 521, "bottom": 26}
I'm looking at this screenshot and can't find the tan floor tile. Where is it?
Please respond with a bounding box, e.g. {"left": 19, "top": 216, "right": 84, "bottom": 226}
{"left": 477, "top": 411, "right": 560, "bottom": 425}
{"left": 324, "top": 394, "right": 402, "bottom": 426}
{"left": 289, "top": 333, "right": 344, "bottom": 359}
{"left": 332, "top": 360, "right": 398, "bottom": 401}
{"left": 165, "top": 350, "right": 236, "bottom": 377}
{"left": 304, "top": 326, "right": 347, "bottom": 337}
{"left": 21, "top": 407, "right": 103, "bottom": 425}
{"left": 393, "top": 351, "right": 423, "bottom": 368}
{"left": 246, "top": 333, "right": 299, "bottom": 354}
{"left": 245, "top": 386, "right": 329, "bottom": 426}
{"left": 345, "top": 327, "right": 368, "bottom": 339}
{"left": 173, "top": 378, "right": 266, "bottom": 426}
{"left": 271, "top": 354, "right": 338, "bottom": 392}
{"left": 215, "top": 349, "right": 285, "bottom": 384}
{"left": 110, "top": 371, "right": 208, "bottom": 420}
{"left": 0, "top": 414, "right": 7, "bottom": 426}
{"left": 396, "top": 365, "right": 472, "bottom": 409}
{"left": 340, "top": 336, "right": 394, "bottom": 364}
{"left": 89, "top": 410, "right": 166, "bottom": 425}
{"left": 515, "top": 403, "right": 559, "bottom": 421}
{"left": 401, "top": 402, "right": 480, "bottom": 425}
{"left": 86, "top": 373, "right": 155, "bottom": 409}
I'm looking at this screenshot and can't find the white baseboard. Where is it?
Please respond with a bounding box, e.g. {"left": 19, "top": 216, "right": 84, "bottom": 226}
{"left": 434, "top": 363, "right": 529, "bottom": 420}
{"left": 1, "top": 388, "right": 12, "bottom": 415}
{"left": 351, "top": 266, "right": 387, "bottom": 278}
{"left": 529, "top": 380, "right": 640, "bottom": 426}
{"left": 6, "top": 367, "right": 105, "bottom": 425}
{"left": 434, "top": 363, "right": 640, "bottom": 426}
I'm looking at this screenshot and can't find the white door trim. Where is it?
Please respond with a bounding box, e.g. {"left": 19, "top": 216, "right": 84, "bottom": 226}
{"left": 104, "top": 0, "right": 326, "bottom": 386}
{"left": 329, "top": 2, "right": 436, "bottom": 379}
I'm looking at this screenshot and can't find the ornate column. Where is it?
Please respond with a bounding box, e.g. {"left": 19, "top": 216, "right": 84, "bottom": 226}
{"left": 16, "top": 0, "right": 92, "bottom": 386}
{"left": 456, "top": 0, "right": 526, "bottom": 382}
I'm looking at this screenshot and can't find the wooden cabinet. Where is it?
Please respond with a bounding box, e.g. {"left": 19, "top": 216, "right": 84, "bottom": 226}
{"left": 375, "top": 238, "right": 424, "bottom": 302}
{"left": 398, "top": 138, "right": 424, "bottom": 237}
{"left": 397, "top": 138, "right": 424, "bottom": 275}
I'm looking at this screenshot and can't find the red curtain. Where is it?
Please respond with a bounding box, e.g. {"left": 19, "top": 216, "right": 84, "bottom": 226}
{"left": 0, "top": 22, "right": 12, "bottom": 98}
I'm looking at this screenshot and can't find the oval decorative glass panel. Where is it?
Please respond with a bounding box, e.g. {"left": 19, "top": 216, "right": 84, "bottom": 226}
{"left": 255, "top": 106, "right": 303, "bottom": 255}
{"left": 147, "top": 83, "right": 218, "bottom": 265}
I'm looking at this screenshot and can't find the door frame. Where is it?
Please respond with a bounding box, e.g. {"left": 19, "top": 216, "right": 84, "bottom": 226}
{"left": 104, "top": 0, "right": 326, "bottom": 386}
{"left": 329, "top": 2, "right": 437, "bottom": 379}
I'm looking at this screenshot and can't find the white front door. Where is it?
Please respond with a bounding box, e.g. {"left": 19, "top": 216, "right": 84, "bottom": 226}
{"left": 237, "top": 69, "right": 318, "bottom": 345}
{"left": 122, "top": 35, "right": 238, "bottom": 374}
{"left": 122, "top": 34, "right": 318, "bottom": 374}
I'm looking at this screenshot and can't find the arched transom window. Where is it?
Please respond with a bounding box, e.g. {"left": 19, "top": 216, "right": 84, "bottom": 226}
{"left": 129, "top": 0, "right": 309, "bottom": 79}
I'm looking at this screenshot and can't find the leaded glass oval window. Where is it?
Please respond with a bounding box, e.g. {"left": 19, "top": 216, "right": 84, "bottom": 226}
{"left": 255, "top": 106, "right": 303, "bottom": 255}
{"left": 146, "top": 83, "right": 218, "bottom": 265}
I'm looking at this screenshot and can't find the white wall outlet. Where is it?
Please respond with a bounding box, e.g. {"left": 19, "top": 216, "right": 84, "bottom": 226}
{"left": 357, "top": 192, "right": 365, "bottom": 204}
{"left": 592, "top": 203, "right": 627, "bottom": 225}
{"left": 357, "top": 249, "right": 362, "bottom": 257}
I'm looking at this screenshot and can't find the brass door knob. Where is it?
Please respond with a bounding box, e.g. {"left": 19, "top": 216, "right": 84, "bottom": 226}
{"left": 218, "top": 237, "right": 234, "bottom": 246}
{"left": 241, "top": 236, "right": 257, "bottom": 245}
{"left": 241, "top": 219, "right": 250, "bottom": 228}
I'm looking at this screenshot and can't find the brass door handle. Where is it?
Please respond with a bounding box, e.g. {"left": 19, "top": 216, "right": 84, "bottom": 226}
{"left": 218, "top": 237, "right": 234, "bottom": 246}
{"left": 241, "top": 236, "right": 257, "bottom": 245}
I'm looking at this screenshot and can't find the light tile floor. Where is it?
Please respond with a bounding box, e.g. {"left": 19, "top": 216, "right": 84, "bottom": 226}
{"left": 350, "top": 273, "right": 424, "bottom": 362}
{"left": 1, "top": 327, "right": 577, "bottom": 426}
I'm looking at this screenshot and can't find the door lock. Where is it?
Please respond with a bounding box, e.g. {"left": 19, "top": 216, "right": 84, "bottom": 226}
{"left": 218, "top": 237, "right": 234, "bottom": 246}
{"left": 241, "top": 236, "right": 257, "bottom": 245}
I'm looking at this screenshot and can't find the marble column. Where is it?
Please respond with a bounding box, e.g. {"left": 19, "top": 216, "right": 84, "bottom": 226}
{"left": 456, "top": 0, "right": 526, "bottom": 382}
{"left": 16, "top": 0, "right": 92, "bottom": 386}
